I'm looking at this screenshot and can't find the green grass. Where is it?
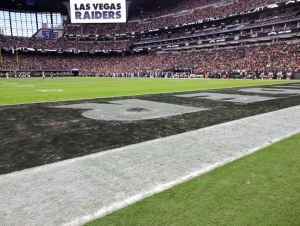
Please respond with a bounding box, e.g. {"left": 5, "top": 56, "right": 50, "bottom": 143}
{"left": 2, "top": 77, "right": 299, "bottom": 225}
{"left": 87, "top": 133, "right": 300, "bottom": 226}
{"left": 0, "top": 77, "right": 297, "bottom": 105}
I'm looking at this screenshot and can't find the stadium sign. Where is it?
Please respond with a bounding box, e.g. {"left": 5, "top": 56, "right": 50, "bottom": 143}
{"left": 70, "top": 0, "right": 127, "bottom": 23}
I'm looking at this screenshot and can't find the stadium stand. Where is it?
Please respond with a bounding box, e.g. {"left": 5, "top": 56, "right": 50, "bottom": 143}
{"left": 0, "top": 36, "right": 130, "bottom": 51}
{"left": 0, "top": 0, "right": 299, "bottom": 78}
{"left": 66, "top": 0, "right": 286, "bottom": 35}
{"left": 2, "top": 42, "right": 299, "bottom": 78}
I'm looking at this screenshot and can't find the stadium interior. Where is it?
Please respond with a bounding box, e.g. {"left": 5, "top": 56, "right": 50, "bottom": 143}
{"left": 0, "top": 0, "right": 299, "bottom": 79}
{"left": 1, "top": 1, "right": 300, "bottom": 226}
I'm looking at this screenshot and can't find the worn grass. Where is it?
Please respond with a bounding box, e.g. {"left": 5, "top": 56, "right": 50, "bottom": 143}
{"left": 0, "top": 77, "right": 296, "bottom": 105}
{"left": 87, "top": 133, "right": 300, "bottom": 226}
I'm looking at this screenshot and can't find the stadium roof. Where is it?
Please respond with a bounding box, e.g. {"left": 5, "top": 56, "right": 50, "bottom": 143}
{"left": 0, "top": 0, "right": 67, "bottom": 13}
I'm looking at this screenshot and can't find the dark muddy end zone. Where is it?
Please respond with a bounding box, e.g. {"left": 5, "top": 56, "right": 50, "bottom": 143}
{"left": 0, "top": 83, "right": 300, "bottom": 174}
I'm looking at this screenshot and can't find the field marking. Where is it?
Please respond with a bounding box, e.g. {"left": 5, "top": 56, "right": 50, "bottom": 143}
{"left": 54, "top": 99, "right": 207, "bottom": 121}
{"left": 0, "top": 81, "right": 298, "bottom": 106}
{"left": 36, "top": 89, "right": 64, "bottom": 93}
{"left": 175, "top": 92, "right": 276, "bottom": 103}
{"left": 239, "top": 87, "right": 300, "bottom": 95}
{"left": 1, "top": 105, "right": 300, "bottom": 226}
{"left": 273, "top": 85, "right": 300, "bottom": 89}
{"left": 15, "top": 85, "right": 35, "bottom": 88}
{"left": 0, "top": 82, "right": 17, "bottom": 85}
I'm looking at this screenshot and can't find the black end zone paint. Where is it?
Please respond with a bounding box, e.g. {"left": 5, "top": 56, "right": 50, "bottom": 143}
{"left": 0, "top": 84, "right": 300, "bottom": 175}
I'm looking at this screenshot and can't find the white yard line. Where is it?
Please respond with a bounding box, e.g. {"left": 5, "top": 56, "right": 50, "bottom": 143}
{"left": 0, "top": 105, "right": 300, "bottom": 226}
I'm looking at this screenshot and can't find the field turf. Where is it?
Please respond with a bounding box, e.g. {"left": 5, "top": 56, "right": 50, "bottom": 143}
{"left": 1, "top": 77, "right": 299, "bottom": 225}
{"left": 0, "top": 77, "right": 297, "bottom": 105}
{"left": 86, "top": 133, "right": 300, "bottom": 226}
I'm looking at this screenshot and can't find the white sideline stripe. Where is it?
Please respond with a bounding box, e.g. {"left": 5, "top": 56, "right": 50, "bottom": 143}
{"left": 1, "top": 106, "right": 300, "bottom": 226}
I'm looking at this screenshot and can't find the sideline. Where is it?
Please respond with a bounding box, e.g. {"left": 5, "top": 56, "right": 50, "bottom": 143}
{"left": 0, "top": 105, "right": 300, "bottom": 226}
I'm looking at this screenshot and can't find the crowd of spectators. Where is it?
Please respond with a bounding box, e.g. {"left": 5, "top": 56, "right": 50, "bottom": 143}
{"left": 129, "top": 0, "right": 219, "bottom": 20}
{"left": 67, "top": 0, "right": 285, "bottom": 35}
{"left": 0, "top": 36, "right": 130, "bottom": 51}
{"left": 137, "top": 6, "right": 300, "bottom": 45}
{"left": 2, "top": 42, "right": 299, "bottom": 78}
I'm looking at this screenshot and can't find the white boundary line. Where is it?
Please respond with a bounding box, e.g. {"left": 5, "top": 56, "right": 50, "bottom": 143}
{"left": 1, "top": 105, "right": 300, "bottom": 226}
{"left": 64, "top": 129, "right": 300, "bottom": 226}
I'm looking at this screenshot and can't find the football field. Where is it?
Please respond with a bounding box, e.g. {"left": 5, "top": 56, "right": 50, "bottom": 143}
{"left": 0, "top": 77, "right": 297, "bottom": 105}
{"left": 0, "top": 78, "right": 299, "bottom": 226}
